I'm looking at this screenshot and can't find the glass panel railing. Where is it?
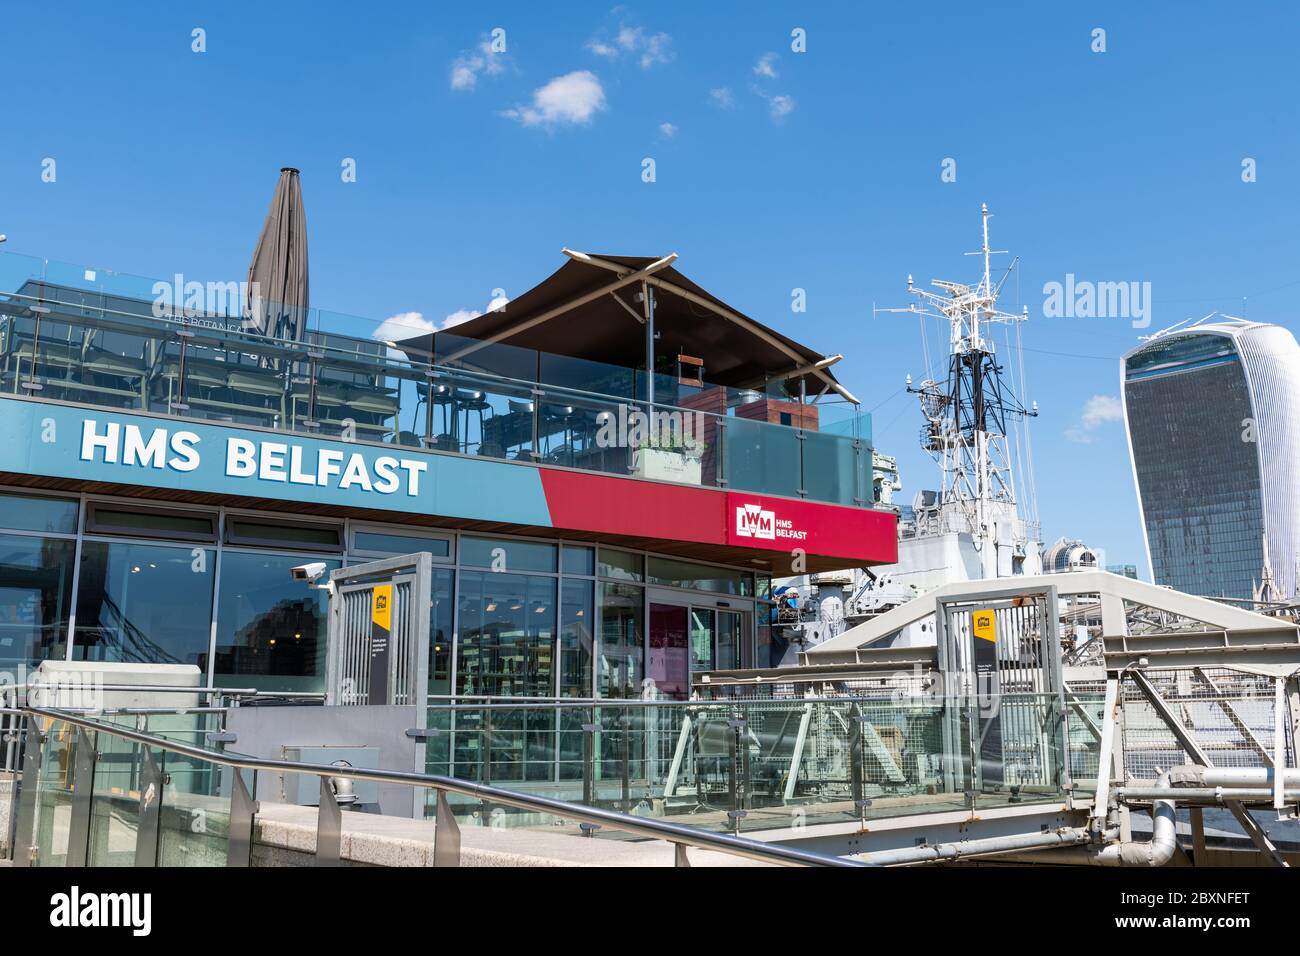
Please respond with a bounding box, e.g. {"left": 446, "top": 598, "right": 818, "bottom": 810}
{"left": 802, "top": 428, "right": 862, "bottom": 506}
{"left": 156, "top": 760, "right": 232, "bottom": 866}
{"left": 724, "top": 416, "right": 802, "bottom": 498}
{"left": 0, "top": 251, "right": 882, "bottom": 509}
{"left": 432, "top": 366, "right": 539, "bottom": 459}
{"left": 88, "top": 735, "right": 150, "bottom": 867}
{"left": 30, "top": 718, "right": 76, "bottom": 867}
{"left": 423, "top": 693, "right": 1077, "bottom": 833}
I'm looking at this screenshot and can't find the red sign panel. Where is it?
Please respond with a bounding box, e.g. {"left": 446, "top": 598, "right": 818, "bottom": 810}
{"left": 725, "top": 492, "right": 898, "bottom": 563}
{"left": 537, "top": 467, "right": 897, "bottom": 565}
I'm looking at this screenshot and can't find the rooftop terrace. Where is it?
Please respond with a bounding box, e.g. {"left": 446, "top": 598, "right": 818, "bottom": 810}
{"left": 0, "top": 251, "right": 873, "bottom": 510}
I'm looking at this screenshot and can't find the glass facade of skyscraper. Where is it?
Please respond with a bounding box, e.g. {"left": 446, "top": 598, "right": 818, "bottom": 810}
{"left": 1124, "top": 333, "right": 1264, "bottom": 599}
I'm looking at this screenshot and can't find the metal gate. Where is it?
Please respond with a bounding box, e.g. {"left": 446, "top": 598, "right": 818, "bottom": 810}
{"left": 324, "top": 553, "right": 432, "bottom": 708}
{"left": 935, "top": 586, "right": 1068, "bottom": 795}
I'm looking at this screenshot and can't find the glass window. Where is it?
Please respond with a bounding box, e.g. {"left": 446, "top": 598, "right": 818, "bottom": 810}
{"left": 599, "top": 582, "right": 643, "bottom": 698}
{"left": 353, "top": 530, "right": 451, "bottom": 559}
{"left": 430, "top": 569, "right": 454, "bottom": 697}
{"left": 756, "top": 575, "right": 772, "bottom": 600}
{"left": 0, "top": 533, "right": 74, "bottom": 671}
{"left": 561, "top": 544, "right": 595, "bottom": 576}
{"left": 86, "top": 504, "right": 216, "bottom": 541}
{"left": 455, "top": 571, "right": 555, "bottom": 697}
{"left": 598, "top": 547, "right": 643, "bottom": 582}
{"left": 73, "top": 541, "right": 215, "bottom": 667}
{"left": 213, "top": 552, "right": 340, "bottom": 693}
{"left": 225, "top": 517, "right": 342, "bottom": 551}
{"left": 647, "top": 556, "right": 753, "bottom": 596}
{"left": 460, "top": 536, "right": 557, "bottom": 574}
{"left": 0, "top": 492, "right": 78, "bottom": 534}
{"left": 559, "top": 579, "right": 593, "bottom": 697}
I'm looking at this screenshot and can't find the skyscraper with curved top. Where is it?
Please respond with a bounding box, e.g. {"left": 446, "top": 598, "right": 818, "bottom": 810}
{"left": 1122, "top": 318, "right": 1300, "bottom": 601}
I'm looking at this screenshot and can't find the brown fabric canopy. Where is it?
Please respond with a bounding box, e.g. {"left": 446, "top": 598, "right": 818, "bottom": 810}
{"left": 394, "top": 253, "right": 843, "bottom": 397}
{"left": 243, "top": 167, "right": 309, "bottom": 340}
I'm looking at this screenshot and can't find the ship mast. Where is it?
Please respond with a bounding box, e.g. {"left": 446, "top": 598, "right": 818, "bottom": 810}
{"left": 879, "top": 204, "right": 1038, "bottom": 573}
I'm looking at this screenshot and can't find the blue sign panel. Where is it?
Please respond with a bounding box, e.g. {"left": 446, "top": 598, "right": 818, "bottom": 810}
{"left": 0, "top": 398, "right": 553, "bottom": 526}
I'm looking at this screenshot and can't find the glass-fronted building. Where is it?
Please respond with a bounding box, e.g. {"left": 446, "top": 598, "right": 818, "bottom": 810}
{"left": 0, "top": 249, "right": 898, "bottom": 705}
{"left": 1122, "top": 319, "right": 1300, "bottom": 601}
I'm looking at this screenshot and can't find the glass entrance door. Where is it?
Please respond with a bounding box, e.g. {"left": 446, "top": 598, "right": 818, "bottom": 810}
{"left": 717, "top": 609, "right": 742, "bottom": 670}
{"left": 648, "top": 593, "right": 754, "bottom": 698}
{"left": 689, "top": 608, "right": 716, "bottom": 675}
{"left": 647, "top": 603, "right": 689, "bottom": 700}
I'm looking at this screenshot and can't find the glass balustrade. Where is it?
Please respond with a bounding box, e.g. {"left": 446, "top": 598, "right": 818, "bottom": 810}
{"left": 0, "top": 251, "right": 874, "bottom": 509}
{"left": 424, "top": 693, "right": 1075, "bottom": 833}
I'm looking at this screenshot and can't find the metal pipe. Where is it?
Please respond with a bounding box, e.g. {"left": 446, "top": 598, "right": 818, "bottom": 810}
{"left": 1003, "top": 772, "right": 1178, "bottom": 867}
{"left": 1173, "top": 767, "right": 1300, "bottom": 788}
{"left": 1119, "top": 787, "right": 1300, "bottom": 803}
{"left": 857, "top": 827, "right": 1093, "bottom": 866}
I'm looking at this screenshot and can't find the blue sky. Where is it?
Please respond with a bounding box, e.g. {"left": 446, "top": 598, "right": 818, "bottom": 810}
{"left": 4, "top": 1, "right": 1300, "bottom": 571}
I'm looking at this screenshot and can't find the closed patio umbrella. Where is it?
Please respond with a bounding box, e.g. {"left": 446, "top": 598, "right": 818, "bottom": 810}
{"left": 243, "top": 167, "right": 309, "bottom": 340}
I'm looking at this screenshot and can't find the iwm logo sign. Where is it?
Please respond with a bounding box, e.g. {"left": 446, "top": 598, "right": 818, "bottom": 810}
{"left": 735, "top": 503, "right": 776, "bottom": 540}
{"left": 734, "top": 503, "right": 808, "bottom": 543}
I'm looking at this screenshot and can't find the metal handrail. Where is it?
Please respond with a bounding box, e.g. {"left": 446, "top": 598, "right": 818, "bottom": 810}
{"left": 19, "top": 705, "right": 869, "bottom": 868}
{"left": 423, "top": 692, "right": 1059, "bottom": 711}
{"left": 4, "top": 683, "right": 324, "bottom": 699}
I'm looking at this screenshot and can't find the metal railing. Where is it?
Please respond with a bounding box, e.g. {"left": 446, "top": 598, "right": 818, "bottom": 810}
{"left": 2, "top": 705, "right": 869, "bottom": 868}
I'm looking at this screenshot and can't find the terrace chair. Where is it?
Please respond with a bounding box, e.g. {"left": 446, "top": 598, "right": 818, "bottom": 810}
{"left": 77, "top": 340, "right": 150, "bottom": 407}
{"left": 289, "top": 376, "right": 348, "bottom": 428}
{"left": 156, "top": 355, "right": 229, "bottom": 410}
{"left": 345, "top": 383, "right": 401, "bottom": 428}
{"left": 453, "top": 389, "right": 492, "bottom": 453}
{"left": 430, "top": 383, "right": 455, "bottom": 436}
{"left": 9, "top": 336, "right": 83, "bottom": 391}
{"left": 540, "top": 404, "right": 579, "bottom": 456}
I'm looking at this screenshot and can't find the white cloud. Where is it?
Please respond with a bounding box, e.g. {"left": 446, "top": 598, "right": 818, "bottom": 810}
{"left": 1066, "top": 394, "right": 1124, "bottom": 443}
{"left": 372, "top": 292, "right": 510, "bottom": 345}
{"left": 658, "top": 121, "right": 677, "bottom": 138}
{"left": 639, "top": 32, "right": 673, "bottom": 68}
{"left": 708, "top": 87, "right": 735, "bottom": 109}
{"left": 587, "top": 24, "right": 673, "bottom": 69}
{"left": 616, "top": 27, "right": 640, "bottom": 51}
{"left": 373, "top": 311, "right": 436, "bottom": 342}
{"left": 753, "top": 52, "right": 779, "bottom": 79}
{"left": 503, "top": 71, "right": 607, "bottom": 127}
{"left": 450, "top": 38, "right": 506, "bottom": 92}
{"left": 768, "top": 94, "right": 795, "bottom": 121}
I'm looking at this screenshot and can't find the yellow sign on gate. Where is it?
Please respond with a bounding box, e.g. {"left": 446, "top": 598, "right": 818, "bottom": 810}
{"left": 371, "top": 584, "right": 393, "bottom": 632}
{"left": 972, "top": 608, "right": 997, "bottom": 643}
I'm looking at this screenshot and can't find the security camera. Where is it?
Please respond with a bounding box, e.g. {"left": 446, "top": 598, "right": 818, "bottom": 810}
{"left": 290, "top": 561, "right": 328, "bottom": 583}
